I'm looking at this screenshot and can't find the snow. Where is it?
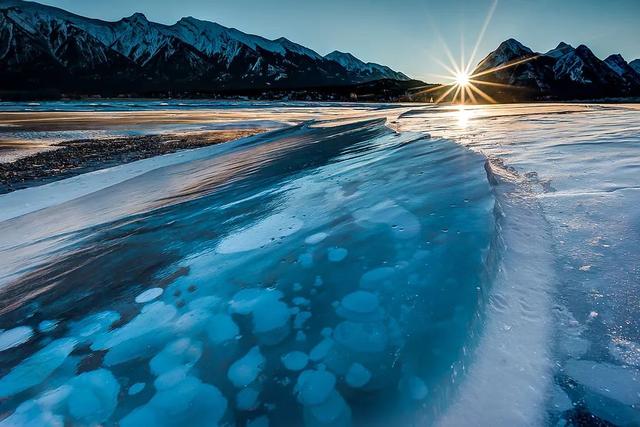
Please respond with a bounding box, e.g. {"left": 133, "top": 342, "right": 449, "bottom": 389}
{"left": 282, "top": 351, "right": 309, "bottom": 371}
{"left": 0, "top": 326, "right": 33, "bottom": 351}
{"left": 228, "top": 346, "right": 265, "bottom": 388}
{"left": 135, "top": 287, "right": 164, "bottom": 303}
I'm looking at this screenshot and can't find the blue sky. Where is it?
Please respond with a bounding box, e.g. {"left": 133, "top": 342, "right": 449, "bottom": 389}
{"left": 39, "top": 0, "right": 640, "bottom": 82}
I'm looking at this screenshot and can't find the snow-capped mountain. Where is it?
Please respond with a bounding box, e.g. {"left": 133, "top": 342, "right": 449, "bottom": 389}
{"left": 325, "top": 51, "right": 409, "bottom": 82}
{"left": 604, "top": 54, "right": 640, "bottom": 87}
{"left": 0, "top": 0, "right": 409, "bottom": 94}
{"left": 629, "top": 59, "right": 640, "bottom": 75}
{"left": 471, "top": 39, "right": 640, "bottom": 101}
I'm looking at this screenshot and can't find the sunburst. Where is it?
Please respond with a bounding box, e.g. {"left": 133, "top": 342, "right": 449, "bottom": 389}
{"left": 414, "top": 0, "right": 538, "bottom": 104}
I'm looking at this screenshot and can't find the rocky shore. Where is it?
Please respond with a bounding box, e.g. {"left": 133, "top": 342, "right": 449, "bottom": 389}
{"left": 0, "top": 130, "right": 262, "bottom": 194}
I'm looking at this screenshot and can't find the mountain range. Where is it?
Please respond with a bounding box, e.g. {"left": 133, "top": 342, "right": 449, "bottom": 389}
{"left": 0, "top": 0, "right": 409, "bottom": 96}
{"left": 470, "top": 39, "right": 640, "bottom": 101}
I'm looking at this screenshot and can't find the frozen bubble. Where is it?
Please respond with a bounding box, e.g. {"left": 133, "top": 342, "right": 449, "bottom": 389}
{"left": 321, "top": 328, "right": 333, "bottom": 338}
{"left": 68, "top": 311, "right": 120, "bottom": 344}
{"left": 129, "top": 382, "right": 146, "bottom": 396}
{"left": 295, "top": 369, "right": 336, "bottom": 406}
{"left": 346, "top": 363, "right": 372, "bottom": 388}
{"left": 307, "top": 391, "right": 351, "bottom": 425}
{"left": 92, "top": 302, "right": 176, "bottom": 351}
{"left": 248, "top": 415, "right": 270, "bottom": 427}
{"left": 293, "top": 297, "right": 310, "bottom": 307}
{"left": 150, "top": 338, "right": 202, "bottom": 376}
{"left": 305, "top": 232, "right": 328, "bottom": 245}
{"left": 237, "top": 387, "right": 260, "bottom": 410}
{"left": 327, "top": 247, "right": 348, "bottom": 262}
{"left": 253, "top": 299, "right": 290, "bottom": 334}
{"left": 0, "top": 338, "right": 76, "bottom": 397}
{"left": 296, "top": 331, "right": 307, "bottom": 342}
{"left": 67, "top": 369, "right": 120, "bottom": 424}
{"left": 228, "top": 346, "right": 265, "bottom": 388}
{"left": 360, "top": 267, "right": 395, "bottom": 290}
{"left": 217, "top": 213, "right": 304, "bottom": 254}
{"left": 93, "top": 303, "right": 178, "bottom": 366}
{"left": 208, "top": 314, "right": 239, "bottom": 344}
{"left": 282, "top": 351, "right": 309, "bottom": 371}
{"left": 341, "top": 291, "right": 379, "bottom": 314}
{"left": 293, "top": 282, "right": 303, "bottom": 292}
{"left": 0, "top": 326, "right": 33, "bottom": 352}
{"left": 334, "top": 321, "right": 388, "bottom": 353}
{"left": 309, "top": 339, "right": 333, "bottom": 362}
{"left": 407, "top": 376, "right": 428, "bottom": 400}
{"left": 294, "top": 311, "right": 312, "bottom": 329}
{"left": 298, "top": 253, "right": 314, "bottom": 268}
{"left": 121, "top": 376, "right": 227, "bottom": 427}
{"left": 154, "top": 365, "right": 190, "bottom": 391}
{"left": 230, "top": 288, "right": 283, "bottom": 315}
{"left": 353, "top": 200, "right": 421, "bottom": 240}
{"left": 187, "top": 296, "right": 220, "bottom": 311}
{"left": 135, "top": 287, "right": 164, "bottom": 304}
{"left": 38, "top": 320, "right": 58, "bottom": 334}
{"left": 174, "top": 309, "right": 212, "bottom": 335}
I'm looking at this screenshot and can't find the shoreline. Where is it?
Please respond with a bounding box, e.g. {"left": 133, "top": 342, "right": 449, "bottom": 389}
{"left": 0, "top": 129, "right": 264, "bottom": 194}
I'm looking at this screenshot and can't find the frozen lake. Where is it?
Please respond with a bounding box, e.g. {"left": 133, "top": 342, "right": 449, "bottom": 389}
{"left": 0, "top": 102, "right": 638, "bottom": 426}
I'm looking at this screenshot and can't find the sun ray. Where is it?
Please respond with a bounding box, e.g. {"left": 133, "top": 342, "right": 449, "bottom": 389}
{"left": 435, "top": 84, "right": 458, "bottom": 104}
{"left": 469, "top": 79, "right": 516, "bottom": 89}
{"left": 470, "top": 55, "right": 539, "bottom": 79}
{"left": 467, "top": 83, "right": 497, "bottom": 104}
{"left": 465, "top": 0, "right": 498, "bottom": 74}
{"left": 465, "top": 86, "right": 478, "bottom": 104}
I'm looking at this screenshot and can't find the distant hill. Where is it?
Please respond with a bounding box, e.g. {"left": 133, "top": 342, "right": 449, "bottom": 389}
{"left": 469, "top": 38, "right": 640, "bottom": 102}
{"left": 0, "top": 0, "right": 411, "bottom": 97}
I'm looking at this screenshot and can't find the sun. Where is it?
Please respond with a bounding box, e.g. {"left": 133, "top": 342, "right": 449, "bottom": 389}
{"left": 455, "top": 72, "right": 470, "bottom": 87}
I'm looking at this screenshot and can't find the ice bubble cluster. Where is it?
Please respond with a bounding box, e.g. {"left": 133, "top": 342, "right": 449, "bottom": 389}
{"left": 0, "top": 338, "right": 76, "bottom": 397}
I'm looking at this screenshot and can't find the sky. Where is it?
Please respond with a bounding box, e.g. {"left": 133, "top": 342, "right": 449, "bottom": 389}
{"left": 38, "top": 0, "right": 640, "bottom": 82}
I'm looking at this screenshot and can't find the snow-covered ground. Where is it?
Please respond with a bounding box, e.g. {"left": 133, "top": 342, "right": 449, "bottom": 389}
{"left": 0, "top": 102, "right": 638, "bottom": 426}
